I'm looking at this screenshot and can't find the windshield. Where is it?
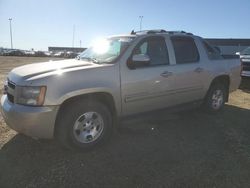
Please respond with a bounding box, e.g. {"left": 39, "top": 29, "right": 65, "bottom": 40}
{"left": 241, "top": 47, "right": 250, "bottom": 55}
{"left": 79, "top": 37, "right": 134, "bottom": 64}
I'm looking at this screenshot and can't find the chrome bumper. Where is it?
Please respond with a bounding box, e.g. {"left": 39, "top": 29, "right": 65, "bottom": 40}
{"left": 0, "top": 95, "right": 59, "bottom": 139}
{"left": 241, "top": 71, "right": 250, "bottom": 77}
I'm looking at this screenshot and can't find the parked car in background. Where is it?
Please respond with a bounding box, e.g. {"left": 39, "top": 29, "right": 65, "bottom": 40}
{"left": 239, "top": 47, "right": 250, "bottom": 78}
{"left": 0, "top": 47, "right": 3, "bottom": 55}
{"left": 54, "top": 51, "right": 65, "bottom": 57}
{"left": 65, "top": 51, "right": 78, "bottom": 58}
{"left": 23, "top": 50, "right": 36, "bottom": 56}
{"left": 3, "top": 49, "right": 25, "bottom": 56}
{"left": 34, "top": 51, "right": 47, "bottom": 57}
{"left": 44, "top": 51, "right": 53, "bottom": 57}
{"left": 1, "top": 30, "right": 241, "bottom": 150}
{"left": 52, "top": 51, "right": 78, "bottom": 58}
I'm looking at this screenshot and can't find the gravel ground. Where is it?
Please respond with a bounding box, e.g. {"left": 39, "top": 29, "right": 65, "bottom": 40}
{"left": 0, "top": 56, "right": 250, "bottom": 188}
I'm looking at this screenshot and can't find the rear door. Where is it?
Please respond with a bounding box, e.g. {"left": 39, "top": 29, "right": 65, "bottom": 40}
{"left": 170, "top": 36, "right": 207, "bottom": 104}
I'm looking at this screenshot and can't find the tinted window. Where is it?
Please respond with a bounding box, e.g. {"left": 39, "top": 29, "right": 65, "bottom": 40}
{"left": 133, "top": 36, "right": 169, "bottom": 66}
{"left": 203, "top": 41, "right": 223, "bottom": 60}
{"left": 171, "top": 37, "right": 199, "bottom": 64}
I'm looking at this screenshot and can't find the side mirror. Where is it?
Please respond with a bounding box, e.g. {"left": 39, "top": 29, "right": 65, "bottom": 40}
{"left": 235, "top": 52, "right": 240, "bottom": 56}
{"left": 127, "top": 54, "right": 150, "bottom": 69}
{"left": 132, "top": 54, "right": 150, "bottom": 62}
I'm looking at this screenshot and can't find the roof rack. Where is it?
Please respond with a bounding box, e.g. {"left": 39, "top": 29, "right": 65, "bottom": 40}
{"left": 168, "top": 30, "right": 193, "bottom": 35}
{"left": 130, "top": 29, "right": 193, "bottom": 36}
{"left": 131, "top": 29, "right": 167, "bottom": 35}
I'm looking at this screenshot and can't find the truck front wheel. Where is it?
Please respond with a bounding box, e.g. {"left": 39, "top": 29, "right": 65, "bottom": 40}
{"left": 55, "top": 99, "right": 113, "bottom": 150}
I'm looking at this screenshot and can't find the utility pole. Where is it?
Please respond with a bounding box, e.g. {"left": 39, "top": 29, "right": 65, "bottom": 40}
{"left": 72, "top": 25, "right": 75, "bottom": 48}
{"left": 9, "top": 18, "right": 13, "bottom": 49}
{"left": 80, "top": 40, "right": 82, "bottom": 48}
{"left": 139, "top": 16, "right": 143, "bottom": 31}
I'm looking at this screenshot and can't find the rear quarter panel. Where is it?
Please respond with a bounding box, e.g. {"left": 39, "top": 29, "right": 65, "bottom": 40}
{"left": 195, "top": 37, "right": 241, "bottom": 94}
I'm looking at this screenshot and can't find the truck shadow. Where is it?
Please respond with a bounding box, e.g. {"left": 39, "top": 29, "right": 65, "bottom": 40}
{"left": 1, "top": 104, "right": 250, "bottom": 187}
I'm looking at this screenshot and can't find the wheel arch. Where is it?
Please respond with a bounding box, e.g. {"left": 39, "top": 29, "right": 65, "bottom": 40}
{"left": 207, "top": 75, "right": 230, "bottom": 102}
{"left": 54, "top": 92, "right": 118, "bottom": 137}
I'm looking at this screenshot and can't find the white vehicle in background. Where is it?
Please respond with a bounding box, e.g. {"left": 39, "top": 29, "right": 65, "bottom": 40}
{"left": 23, "top": 50, "right": 36, "bottom": 56}
{"left": 54, "top": 51, "right": 65, "bottom": 57}
{"left": 239, "top": 47, "right": 250, "bottom": 78}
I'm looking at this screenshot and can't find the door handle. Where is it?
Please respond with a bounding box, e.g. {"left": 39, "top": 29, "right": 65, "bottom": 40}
{"left": 194, "top": 67, "right": 204, "bottom": 73}
{"left": 160, "top": 71, "right": 173, "bottom": 78}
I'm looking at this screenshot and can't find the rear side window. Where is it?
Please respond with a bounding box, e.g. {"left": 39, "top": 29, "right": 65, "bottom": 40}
{"left": 203, "top": 41, "right": 223, "bottom": 60}
{"left": 171, "top": 37, "right": 200, "bottom": 64}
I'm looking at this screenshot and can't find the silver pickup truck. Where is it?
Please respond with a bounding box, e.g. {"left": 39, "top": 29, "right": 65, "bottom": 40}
{"left": 1, "top": 30, "right": 241, "bottom": 150}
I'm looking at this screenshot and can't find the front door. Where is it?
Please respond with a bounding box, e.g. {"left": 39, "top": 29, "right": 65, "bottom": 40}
{"left": 120, "top": 36, "right": 176, "bottom": 116}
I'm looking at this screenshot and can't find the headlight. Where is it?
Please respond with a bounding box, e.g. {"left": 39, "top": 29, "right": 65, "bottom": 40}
{"left": 16, "top": 86, "right": 46, "bottom": 106}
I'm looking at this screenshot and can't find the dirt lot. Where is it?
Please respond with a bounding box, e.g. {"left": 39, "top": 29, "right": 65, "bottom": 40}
{"left": 0, "top": 56, "right": 250, "bottom": 188}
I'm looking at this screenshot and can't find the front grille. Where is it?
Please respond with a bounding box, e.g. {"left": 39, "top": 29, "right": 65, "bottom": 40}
{"left": 243, "top": 67, "right": 250, "bottom": 71}
{"left": 242, "top": 62, "right": 250, "bottom": 71}
{"left": 6, "top": 80, "right": 16, "bottom": 103}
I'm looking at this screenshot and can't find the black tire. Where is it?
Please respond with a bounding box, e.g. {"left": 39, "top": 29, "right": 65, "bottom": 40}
{"left": 55, "top": 99, "right": 113, "bottom": 150}
{"left": 204, "top": 83, "right": 227, "bottom": 113}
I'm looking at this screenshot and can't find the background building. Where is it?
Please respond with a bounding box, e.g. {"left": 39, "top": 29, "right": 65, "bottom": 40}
{"left": 48, "top": 38, "right": 250, "bottom": 57}
{"left": 205, "top": 38, "right": 250, "bottom": 55}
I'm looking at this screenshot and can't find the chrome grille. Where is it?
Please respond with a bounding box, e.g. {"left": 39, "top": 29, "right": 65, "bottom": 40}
{"left": 242, "top": 61, "right": 250, "bottom": 71}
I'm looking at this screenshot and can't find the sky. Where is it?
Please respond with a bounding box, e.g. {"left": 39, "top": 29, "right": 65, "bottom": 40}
{"left": 0, "top": 0, "right": 250, "bottom": 51}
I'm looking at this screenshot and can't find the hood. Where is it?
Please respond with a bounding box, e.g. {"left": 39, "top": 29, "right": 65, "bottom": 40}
{"left": 11, "top": 59, "right": 95, "bottom": 78}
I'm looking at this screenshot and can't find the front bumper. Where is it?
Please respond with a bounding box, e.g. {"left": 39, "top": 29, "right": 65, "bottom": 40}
{"left": 241, "top": 71, "right": 250, "bottom": 77}
{"left": 0, "top": 95, "right": 59, "bottom": 139}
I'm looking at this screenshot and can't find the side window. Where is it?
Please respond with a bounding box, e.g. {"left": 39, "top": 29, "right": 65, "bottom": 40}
{"left": 203, "top": 41, "right": 223, "bottom": 60}
{"left": 139, "top": 42, "right": 148, "bottom": 54}
{"left": 133, "top": 36, "right": 169, "bottom": 67}
{"left": 171, "top": 37, "right": 200, "bottom": 64}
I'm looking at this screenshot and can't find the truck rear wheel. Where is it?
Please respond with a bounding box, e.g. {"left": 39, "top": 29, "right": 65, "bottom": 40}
{"left": 204, "top": 83, "right": 226, "bottom": 113}
{"left": 55, "top": 99, "right": 112, "bottom": 150}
